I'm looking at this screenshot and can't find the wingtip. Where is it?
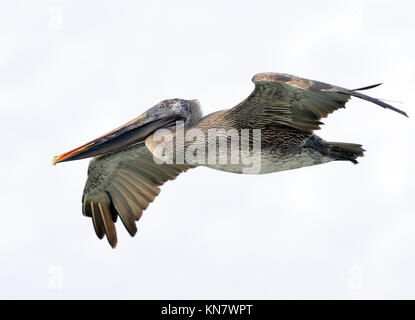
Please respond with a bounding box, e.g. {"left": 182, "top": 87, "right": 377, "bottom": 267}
{"left": 109, "top": 240, "right": 117, "bottom": 249}
{"left": 392, "top": 107, "right": 409, "bottom": 118}
{"left": 352, "top": 83, "right": 383, "bottom": 91}
{"left": 106, "top": 235, "right": 117, "bottom": 248}
{"left": 343, "top": 87, "right": 408, "bottom": 118}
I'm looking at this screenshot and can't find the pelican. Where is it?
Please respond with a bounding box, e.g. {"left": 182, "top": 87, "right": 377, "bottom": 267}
{"left": 52, "top": 73, "right": 407, "bottom": 248}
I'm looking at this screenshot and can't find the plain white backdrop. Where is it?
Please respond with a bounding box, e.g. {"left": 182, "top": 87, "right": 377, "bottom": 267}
{"left": 0, "top": 0, "right": 413, "bottom": 299}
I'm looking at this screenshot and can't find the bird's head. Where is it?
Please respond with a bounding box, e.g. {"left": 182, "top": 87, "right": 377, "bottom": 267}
{"left": 150, "top": 98, "right": 202, "bottom": 127}
{"left": 52, "top": 99, "right": 202, "bottom": 165}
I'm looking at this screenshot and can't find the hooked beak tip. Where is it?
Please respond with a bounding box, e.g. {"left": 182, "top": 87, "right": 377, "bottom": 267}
{"left": 51, "top": 142, "right": 95, "bottom": 166}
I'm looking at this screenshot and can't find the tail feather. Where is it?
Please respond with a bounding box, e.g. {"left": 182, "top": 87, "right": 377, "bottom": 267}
{"left": 326, "top": 142, "right": 365, "bottom": 164}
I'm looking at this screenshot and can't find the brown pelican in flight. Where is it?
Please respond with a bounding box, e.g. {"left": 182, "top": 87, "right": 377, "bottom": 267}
{"left": 52, "top": 73, "right": 407, "bottom": 248}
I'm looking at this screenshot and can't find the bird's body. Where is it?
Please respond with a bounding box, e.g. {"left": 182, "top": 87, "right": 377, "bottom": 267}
{"left": 53, "top": 73, "right": 407, "bottom": 247}
{"left": 144, "top": 120, "right": 330, "bottom": 175}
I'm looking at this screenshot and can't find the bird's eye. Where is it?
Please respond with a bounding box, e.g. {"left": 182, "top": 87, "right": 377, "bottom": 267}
{"left": 157, "top": 103, "right": 165, "bottom": 109}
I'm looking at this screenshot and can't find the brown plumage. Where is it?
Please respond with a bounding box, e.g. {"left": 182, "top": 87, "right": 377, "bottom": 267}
{"left": 81, "top": 142, "right": 191, "bottom": 247}
{"left": 53, "top": 73, "right": 407, "bottom": 247}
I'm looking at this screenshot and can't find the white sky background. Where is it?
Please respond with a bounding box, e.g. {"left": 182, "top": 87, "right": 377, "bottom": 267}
{"left": 0, "top": 0, "right": 414, "bottom": 299}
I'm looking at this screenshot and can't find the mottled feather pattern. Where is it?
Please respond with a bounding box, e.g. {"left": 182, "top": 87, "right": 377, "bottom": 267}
{"left": 227, "top": 73, "right": 352, "bottom": 132}
{"left": 82, "top": 142, "right": 191, "bottom": 247}
{"left": 250, "top": 73, "right": 407, "bottom": 117}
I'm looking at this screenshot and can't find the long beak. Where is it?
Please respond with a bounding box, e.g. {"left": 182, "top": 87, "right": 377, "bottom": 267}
{"left": 52, "top": 111, "right": 180, "bottom": 165}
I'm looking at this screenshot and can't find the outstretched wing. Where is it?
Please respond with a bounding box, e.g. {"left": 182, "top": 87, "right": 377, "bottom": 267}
{"left": 82, "top": 142, "right": 193, "bottom": 248}
{"left": 226, "top": 73, "right": 407, "bottom": 132}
